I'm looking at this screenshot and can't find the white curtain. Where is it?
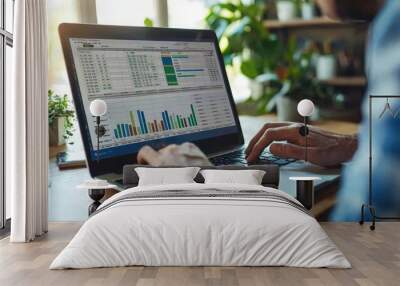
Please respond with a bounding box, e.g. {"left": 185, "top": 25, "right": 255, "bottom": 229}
{"left": 8, "top": 0, "right": 48, "bottom": 242}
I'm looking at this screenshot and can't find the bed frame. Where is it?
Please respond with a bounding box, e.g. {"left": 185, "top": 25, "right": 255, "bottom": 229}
{"left": 122, "top": 165, "right": 280, "bottom": 189}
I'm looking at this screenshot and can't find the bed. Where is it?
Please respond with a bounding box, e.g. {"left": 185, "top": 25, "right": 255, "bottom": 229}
{"left": 50, "top": 165, "right": 350, "bottom": 269}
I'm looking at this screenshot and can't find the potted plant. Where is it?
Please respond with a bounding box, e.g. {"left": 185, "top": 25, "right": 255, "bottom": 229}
{"left": 316, "top": 40, "right": 336, "bottom": 80}
{"left": 205, "top": 1, "right": 282, "bottom": 109}
{"left": 265, "top": 38, "right": 322, "bottom": 121}
{"left": 276, "top": 0, "right": 298, "bottom": 21}
{"left": 301, "top": 0, "right": 316, "bottom": 20}
{"left": 48, "top": 90, "right": 75, "bottom": 146}
{"left": 205, "top": 1, "right": 327, "bottom": 119}
{"left": 205, "top": 1, "right": 281, "bottom": 76}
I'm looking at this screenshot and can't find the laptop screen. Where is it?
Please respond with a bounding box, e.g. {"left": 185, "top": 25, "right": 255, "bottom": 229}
{"left": 69, "top": 38, "right": 239, "bottom": 160}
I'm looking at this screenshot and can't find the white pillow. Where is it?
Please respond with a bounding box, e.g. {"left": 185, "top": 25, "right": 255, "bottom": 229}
{"left": 135, "top": 167, "right": 200, "bottom": 186}
{"left": 200, "top": 169, "right": 266, "bottom": 185}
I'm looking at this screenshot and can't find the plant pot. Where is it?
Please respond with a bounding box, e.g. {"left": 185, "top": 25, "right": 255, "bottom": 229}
{"left": 276, "top": 1, "right": 297, "bottom": 21}
{"left": 301, "top": 2, "right": 315, "bottom": 20}
{"left": 276, "top": 97, "right": 303, "bottom": 122}
{"left": 316, "top": 55, "right": 336, "bottom": 80}
{"left": 249, "top": 79, "right": 264, "bottom": 100}
{"left": 49, "top": 117, "right": 66, "bottom": 146}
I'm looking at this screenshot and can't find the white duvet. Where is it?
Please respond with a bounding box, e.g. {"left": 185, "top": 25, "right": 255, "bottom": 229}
{"left": 50, "top": 183, "right": 350, "bottom": 269}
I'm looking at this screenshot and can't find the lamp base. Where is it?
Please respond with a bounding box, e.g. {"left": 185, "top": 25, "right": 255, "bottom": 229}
{"left": 299, "top": 125, "right": 309, "bottom": 136}
{"left": 88, "top": 188, "right": 105, "bottom": 216}
{"left": 95, "top": 125, "right": 106, "bottom": 137}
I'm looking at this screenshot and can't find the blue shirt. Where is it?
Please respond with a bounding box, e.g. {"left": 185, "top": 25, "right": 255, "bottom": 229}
{"left": 331, "top": 0, "right": 400, "bottom": 221}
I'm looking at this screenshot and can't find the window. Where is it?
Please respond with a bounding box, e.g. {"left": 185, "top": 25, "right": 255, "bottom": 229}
{"left": 96, "top": 0, "right": 156, "bottom": 26}
{"left": 0, "top": 0, "right": 14, "bottom": 232}
{"left": 167, "top": 0, "right": 214, "bottom": 29}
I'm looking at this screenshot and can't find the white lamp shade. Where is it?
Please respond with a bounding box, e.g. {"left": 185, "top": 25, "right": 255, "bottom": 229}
{"left": 89, "top": 99, "right": 107, "bottom": 116}
{"left": 297, "top": 99, "right": 315, "bottom": 117}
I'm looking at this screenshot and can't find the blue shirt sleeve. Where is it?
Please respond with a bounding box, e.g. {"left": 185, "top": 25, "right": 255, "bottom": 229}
{"left": 330, "top": 0, "right": 400, "bottom": 221}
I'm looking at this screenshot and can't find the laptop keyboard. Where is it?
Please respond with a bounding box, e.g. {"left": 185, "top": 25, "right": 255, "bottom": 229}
{"left": 209, "top": 147, "right": 297, "bottom": 166}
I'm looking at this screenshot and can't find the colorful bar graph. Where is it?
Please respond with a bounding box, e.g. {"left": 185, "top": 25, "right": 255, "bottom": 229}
{"left": 136, "top": 111, "right": 143, "bottom": 134}
{"left": 113, "top": 104, "right": 199, "bottom": 139}
{"left": 125, "top": 124, "right": 129, "bottom": 136}
{"left": 142, "top": 112, "right": 149, "bottom": 133}
{"left": 161, "top": 56, "right": 178, "bottom": 86}
{"left": 154, "top": 120, "right": 158, "bottom": 132}
{"left": 161, "top": 111, "right": 168, "bottom": 130}
{"left": 117, "top": 124, "right": 122, "bottom": 138}
{"left": 164, "top": 111, "right": 171, "bottom": 129}
{"left": 190, "top": 104, "right": 197, "bottom": 125}
{"left": 121, "top": 124, "right": 126, "bottom": 137}
{"left": 129, "top": 111, "right": 138, "bottom": 135}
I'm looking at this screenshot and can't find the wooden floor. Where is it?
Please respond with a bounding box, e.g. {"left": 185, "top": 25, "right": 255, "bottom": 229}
{"left": 0, "top": 222, "right": 399, "bottom": 286}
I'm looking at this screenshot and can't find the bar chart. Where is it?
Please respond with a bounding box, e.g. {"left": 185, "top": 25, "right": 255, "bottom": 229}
{"left": 161, "top": 55, "right": 178, "bottom": 86}
{"left": 113, "top": 104, "right": 198, "bottom": 139}
{"left": 87, "top": 86, "right": 236, "bottom": 151}
{"left": 73, "top": 38, "right": 237, "bottom": 152}
{"left": 160, "top": 51, "right": 220, "bottom": 87}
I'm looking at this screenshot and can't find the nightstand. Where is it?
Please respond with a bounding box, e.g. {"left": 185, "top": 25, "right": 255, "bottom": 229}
{"left": 77, "top": 179, "right": 116, "bottom": 216}
{"left": 289, "top": 176, "right": 321, "bottom": 210}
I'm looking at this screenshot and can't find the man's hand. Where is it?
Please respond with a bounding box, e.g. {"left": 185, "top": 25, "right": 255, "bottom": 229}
{"left": 245, "top": 122, "right": 358, "bottom": 168}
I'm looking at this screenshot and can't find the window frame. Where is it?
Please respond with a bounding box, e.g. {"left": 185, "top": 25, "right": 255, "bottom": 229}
{"left": 0, "top": 0, "right": 14, "bottom": 234}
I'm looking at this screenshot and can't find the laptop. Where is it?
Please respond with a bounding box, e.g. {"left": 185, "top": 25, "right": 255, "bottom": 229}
{"left": 59, "top": 23, "right": 295, "bottom": 186}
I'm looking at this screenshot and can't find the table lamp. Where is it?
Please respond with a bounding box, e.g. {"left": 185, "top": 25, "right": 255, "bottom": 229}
{"left": 76, "top": 99, "right": 109, "bottom": 215}
{"left": 297, "top": 99, "right": 315, "bottom": 162}
{"left": 89, "top": 99, "right": 107, "bottom": 163}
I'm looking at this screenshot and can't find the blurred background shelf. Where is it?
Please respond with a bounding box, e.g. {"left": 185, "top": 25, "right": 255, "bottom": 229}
{"left": 261, "top": 13, "right": 368, "bottom": 122}
{"left": 320, "top": 76, "right": 366, "bottom": 87}
{"left": 264, "top": 17, "right": 367, "bottom": 30}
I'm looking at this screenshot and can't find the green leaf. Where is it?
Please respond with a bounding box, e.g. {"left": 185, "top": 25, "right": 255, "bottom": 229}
{"left": 217, "top": 3, "right": 237, "bottom": 12}
{"left": 143, "top": 17, "right": 154, "bottom": 27}
{"left": 223, "top": 16, "right": 250, "bottom": 37}
{"left": 240, "top": 60, "right": 259, "bottom": 79}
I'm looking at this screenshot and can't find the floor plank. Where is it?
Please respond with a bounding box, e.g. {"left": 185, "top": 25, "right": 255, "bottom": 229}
{"left": 0, "top": 222, "right": 399, "bottom": 286}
